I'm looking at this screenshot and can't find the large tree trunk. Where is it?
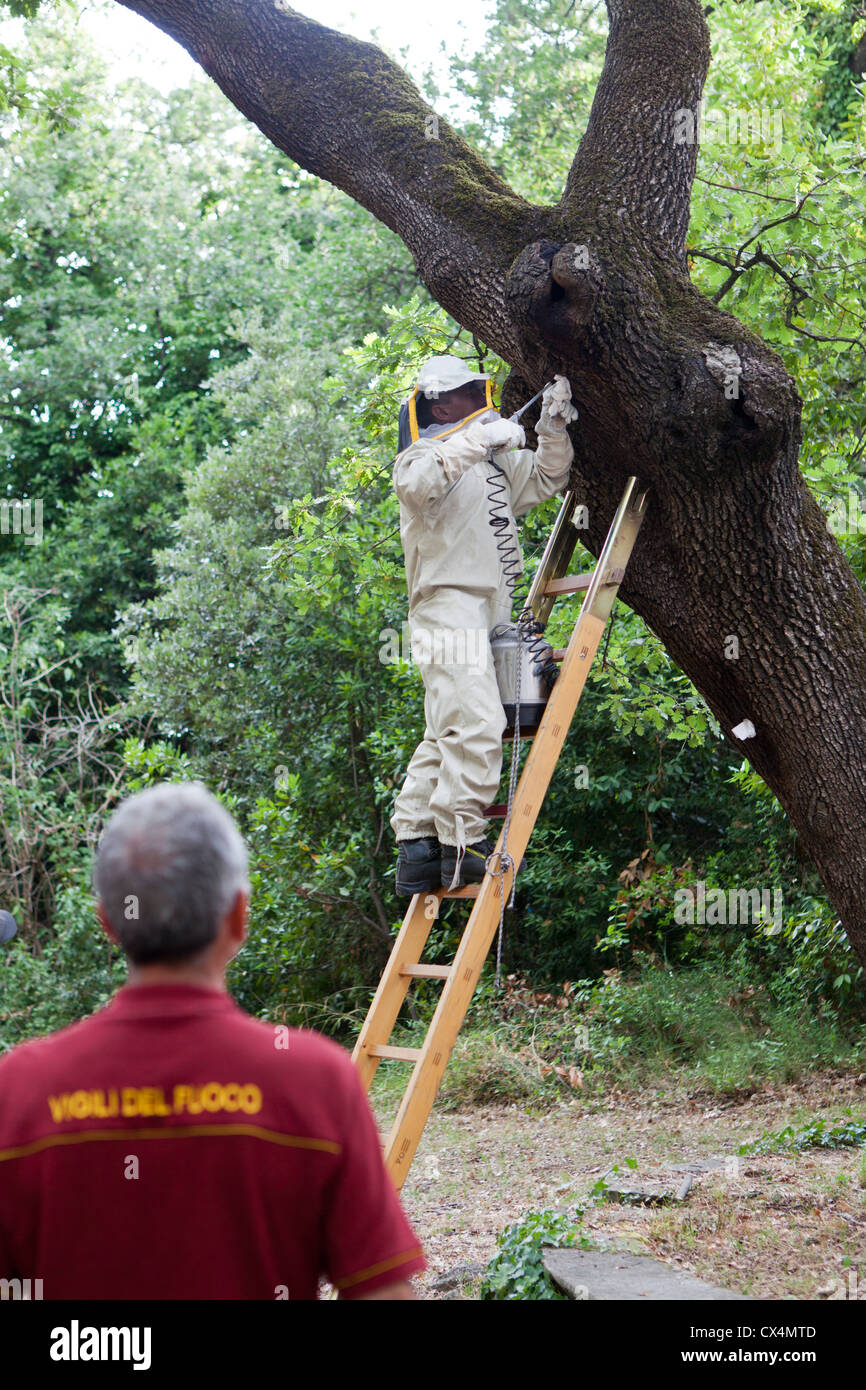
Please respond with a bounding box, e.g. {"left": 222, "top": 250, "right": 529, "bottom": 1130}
{"left": 117, "top": 0, "right": 866, "bottom": 965}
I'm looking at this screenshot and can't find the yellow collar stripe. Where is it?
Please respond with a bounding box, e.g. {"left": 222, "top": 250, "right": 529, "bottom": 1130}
{"left": 426, "top": 405, "right": 491, "bottom": 441}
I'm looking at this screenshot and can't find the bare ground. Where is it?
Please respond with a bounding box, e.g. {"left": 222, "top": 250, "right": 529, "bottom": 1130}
{"left": 376, "top": 1072, "right": 866, "bottom": 1300}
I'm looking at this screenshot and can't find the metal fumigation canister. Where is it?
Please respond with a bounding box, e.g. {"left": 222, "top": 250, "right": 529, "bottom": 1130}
{"left": 489, "top": 624, "right": 556, "bottom": 734}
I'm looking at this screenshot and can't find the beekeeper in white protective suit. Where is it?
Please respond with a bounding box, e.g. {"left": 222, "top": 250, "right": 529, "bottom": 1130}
{"left": 390, "top": 354, "right": 578, "bottom": 896}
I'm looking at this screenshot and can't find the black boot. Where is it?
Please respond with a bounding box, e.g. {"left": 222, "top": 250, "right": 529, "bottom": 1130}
{"left": 396, "top": 837, "right": 442, "bottom": 897}
{"left": 440, "top": 838, "right": 495, "bottom": 889}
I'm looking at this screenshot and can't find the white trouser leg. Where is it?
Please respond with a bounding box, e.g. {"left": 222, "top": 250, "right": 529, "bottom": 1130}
{"left": 390, "top": 590, "right": 506, "bottom": 847}
{"left": 389, "top": 683, "right": 440, "bottom": 842}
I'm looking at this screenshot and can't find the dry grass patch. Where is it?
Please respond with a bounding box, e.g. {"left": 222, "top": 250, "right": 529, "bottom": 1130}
{"left": 384, "top": 1071, "right": 866, "bottom": 1300}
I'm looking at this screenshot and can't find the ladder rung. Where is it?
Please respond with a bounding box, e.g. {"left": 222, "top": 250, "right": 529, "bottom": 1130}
{"left": 369, "top": 1044, "right": 422, "bottom": 1061}
{"left": 441, "top": 884, "right": 480, "bottom": 899}
{"left": 543, "top": 572, "right": 592, "bottom": 596}
{"left": 551, "top": 649, "right": 567, "bottom": 662}
{"left": 544, "top": 566, "right": 625, "bottom": 597}
{"left": 484, "top": 803, "right": 508, "bottom": 818}
{"left": 398, "top": 963, "right": 452, "bottom": 979}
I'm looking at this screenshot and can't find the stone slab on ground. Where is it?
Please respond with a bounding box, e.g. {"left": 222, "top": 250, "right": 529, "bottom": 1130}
{"left": 543, "top": 1248, "right": 753, "bottom": 1301}
{"left": 663, "top": 1157, "right": 730, "bottom": 1174}
{"left": 430, "top": 1262, "right": 485, "bottom": 1292}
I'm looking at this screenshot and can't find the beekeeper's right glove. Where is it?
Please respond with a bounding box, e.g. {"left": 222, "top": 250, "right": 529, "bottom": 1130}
{"left": 481, "top": 419, "right": 526, "bottom": 453}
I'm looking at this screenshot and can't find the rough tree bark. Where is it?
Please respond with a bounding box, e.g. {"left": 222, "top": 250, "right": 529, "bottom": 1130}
{"left": 117, "top": 0, "right": 866, "bottom": 964}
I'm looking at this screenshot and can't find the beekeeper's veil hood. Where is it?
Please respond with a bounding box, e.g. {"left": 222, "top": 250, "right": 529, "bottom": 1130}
{"left": 398, "top": 354, "right": 494, "bottom": 451}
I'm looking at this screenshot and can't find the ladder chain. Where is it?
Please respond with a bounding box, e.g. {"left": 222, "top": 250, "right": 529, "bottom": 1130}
{"left": 486, "top": 601, "right": 536, "bottom": 988}
{"left": 485, "top": 435, "right": 565, "bottom": 991}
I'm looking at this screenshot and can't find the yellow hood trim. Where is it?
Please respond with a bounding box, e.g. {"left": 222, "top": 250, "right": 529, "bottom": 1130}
{"left": 406, "top": 380, "right": 495, "bottom": 443}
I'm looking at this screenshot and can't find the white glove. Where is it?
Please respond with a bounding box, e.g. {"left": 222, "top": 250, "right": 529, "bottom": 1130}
{"left": 481, "top": 419, "right": 526, "bottom": 452}
{"left": 540, "top": 374, "right": 578, "bottom": 429}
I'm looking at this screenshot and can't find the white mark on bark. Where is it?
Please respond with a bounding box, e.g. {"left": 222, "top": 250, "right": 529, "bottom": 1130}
{"left": 703, "top": 342, "right": 742, "bottom": 390}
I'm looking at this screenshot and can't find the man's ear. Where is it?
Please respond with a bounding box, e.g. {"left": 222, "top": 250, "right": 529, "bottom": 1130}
{"left": 226, "top": 889, "right": 249, "bottom": 947}
{"left": 96, "top": 901, "right": 120, "bottom": 946}
{"left": 430, "top": 400, "right": 451, "bottom": 423}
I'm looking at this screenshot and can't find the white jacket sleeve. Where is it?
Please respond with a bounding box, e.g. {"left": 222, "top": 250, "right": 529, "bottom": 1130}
{"left": 496, "top": 421, "right": 574, "bottom": 518}
{"left": 392, "top": 423, "right": 491, "bottom": 513}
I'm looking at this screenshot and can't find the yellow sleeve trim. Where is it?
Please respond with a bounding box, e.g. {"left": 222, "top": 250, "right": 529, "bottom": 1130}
{"left": 0, "top": 1123, "right": 341, "bottom": 1164}
{"left": 334, "top": 1246, "right": 425, "bottom": 1291}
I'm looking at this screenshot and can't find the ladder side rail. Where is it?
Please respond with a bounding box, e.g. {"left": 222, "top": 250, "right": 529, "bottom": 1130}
{"left": 351, "top": 893, "right": 440, "bottom": 1093}
{"left": 525, "top": 489, "right": 582, "bottom": 627}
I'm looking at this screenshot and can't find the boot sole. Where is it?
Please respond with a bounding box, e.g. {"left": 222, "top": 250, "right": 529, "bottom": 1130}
{"left": 396, "top": 871, "right": 443, "bottom": 897}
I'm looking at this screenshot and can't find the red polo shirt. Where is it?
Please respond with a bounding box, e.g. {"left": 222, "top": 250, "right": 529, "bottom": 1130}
{"left": 0, "top": 984, "right": 425, "bottom": 1299}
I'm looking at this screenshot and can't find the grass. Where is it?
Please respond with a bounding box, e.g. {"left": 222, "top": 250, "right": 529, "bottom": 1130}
{"left": 366, "top": 957, "right": 866, "bottom": 1299}
{"left": 397, "top": 1076, "right": 866, "bottom": 1301}
{"left": 369, "top": 956, "right": 866, "bottom": 1116}
{"left": 577, "top": 958, "right": 866, "bottom": 1096}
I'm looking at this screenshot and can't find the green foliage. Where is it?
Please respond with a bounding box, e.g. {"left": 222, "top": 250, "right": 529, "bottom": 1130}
{"left": 0, "top": 583, "right": 130, "bottom": 938}
{"left": 740, "top": 1114, "right": 866, "bottom": 1156}
{"left": 804, "top": 2, "right": 866, "bottom": 133}
{"left": 1, "top": 2, "right": 44, "bottom": 16}
{"left": 433, "top": 1029, "right": 539, "bottom": 1110}
{"left": 569, "top": 953, "right": 864, "bottom": 1095}
{"left": 584, "top": 610, "right": 721, "bottom": 747}
{"left": 480, "top": 1207, "right": 582, "bottom": 1300}
{"left": 0, "top": 7, "right": 338, "bottom": 696}
{"left": 0, "top": 878, "right": 126, "bottom": 1052}
{"left": 589, "top": 1158, "right": 640, "bottom": 1201}
{"left": 2, "top": 0, "right": 865, "bottom": 1074}
{"left": 119, "top": 737, "right": 196, "bottom": 791}
{"left": 225, "top": 790, "right": 393, "bottom": 1032}
{"left": 443, "top": 0, "right": 607, "bottom": 201}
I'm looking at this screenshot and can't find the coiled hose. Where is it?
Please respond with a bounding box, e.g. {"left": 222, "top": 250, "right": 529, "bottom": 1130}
{"left": 486, "top": 446, "right": 560, "bottom": 728}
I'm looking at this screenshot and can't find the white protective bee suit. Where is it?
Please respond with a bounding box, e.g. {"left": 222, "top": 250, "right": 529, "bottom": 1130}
{"left": 390, "top": 389, "right": 574, "bottom": 852}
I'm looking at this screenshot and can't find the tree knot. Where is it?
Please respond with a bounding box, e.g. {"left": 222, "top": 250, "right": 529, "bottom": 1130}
{"left": 506, "top": 239, "right": 602, "bottom": 351}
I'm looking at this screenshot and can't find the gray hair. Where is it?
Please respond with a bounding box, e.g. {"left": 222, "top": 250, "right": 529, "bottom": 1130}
{"left": 93, "top": 782, "right": 250, "bottom": 964}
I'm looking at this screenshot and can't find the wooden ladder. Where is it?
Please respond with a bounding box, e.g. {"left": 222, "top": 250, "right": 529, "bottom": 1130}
{"left": 352, "top": 476, "right": 650, "bottom": 1190}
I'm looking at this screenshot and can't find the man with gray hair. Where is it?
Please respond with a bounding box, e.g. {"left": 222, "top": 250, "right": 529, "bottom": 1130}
{"left": 0, "top": 782, "right": 425, "bottom": 1300}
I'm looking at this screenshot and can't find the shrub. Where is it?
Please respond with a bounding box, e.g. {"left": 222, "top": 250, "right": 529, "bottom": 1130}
{"left": 481, "top": 1208, "right": 582, "bottom": 1300}
{"left": 436, "top": 1030, "right": 540, "bottom": 1110}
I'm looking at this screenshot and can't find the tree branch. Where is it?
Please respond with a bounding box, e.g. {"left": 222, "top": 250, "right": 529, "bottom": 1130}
{"left": 115, "top": 0, "right": 538, "bottom": 359}
{"left": 558, "top": 0, "right": 711, "bottom": 259}
{"left": 690, "top": 246, "right": 865, "bottom": 348}
{"left": 693, "top": 174, "right": 796, "bottom": 206}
